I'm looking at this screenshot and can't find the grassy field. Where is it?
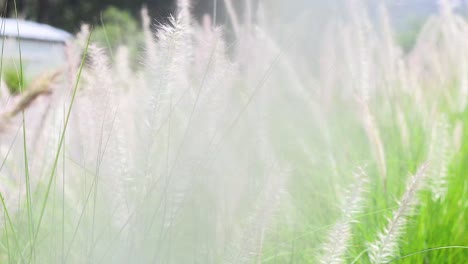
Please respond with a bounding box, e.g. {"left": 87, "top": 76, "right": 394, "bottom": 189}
{"left": 0, "top": 0, "right": 467, "bottom": 263}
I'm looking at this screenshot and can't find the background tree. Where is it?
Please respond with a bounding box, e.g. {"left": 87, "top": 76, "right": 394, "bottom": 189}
{"left": 0, "top": 0, "right": 258, "bottom": 34}
{"left": 1, "top": 0, "right": 175, "bottom": 32}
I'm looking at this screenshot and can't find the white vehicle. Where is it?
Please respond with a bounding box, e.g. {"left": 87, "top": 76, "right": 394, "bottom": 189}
{"left": 0, "top": 18, "right": 72, "bottom": 79}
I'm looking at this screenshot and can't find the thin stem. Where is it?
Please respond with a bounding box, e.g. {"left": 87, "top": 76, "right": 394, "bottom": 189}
{"left": 386, "top": 246, "right": 468, "bottom": 263}
{"left": 28, "top": 29, "right": 93, "bottom": 263}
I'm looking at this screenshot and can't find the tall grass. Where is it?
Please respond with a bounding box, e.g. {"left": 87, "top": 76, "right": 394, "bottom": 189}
{"left": 0, "top": 0, "right": 467, "bottom": 263}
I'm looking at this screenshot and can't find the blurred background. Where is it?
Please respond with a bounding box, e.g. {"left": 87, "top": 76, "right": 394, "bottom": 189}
{"left": 0, "top": 0, "right": 250, "bottom": 31}
{"left": 1, "top": 0, "right": 467, "bottom": 51}
{"left": 2, "top": 0, "right": 467, "bottom": 92}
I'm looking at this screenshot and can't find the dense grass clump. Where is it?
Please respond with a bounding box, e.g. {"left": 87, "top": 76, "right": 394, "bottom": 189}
{"left": 0, "top": 0, "right": 467, "bottom": 263}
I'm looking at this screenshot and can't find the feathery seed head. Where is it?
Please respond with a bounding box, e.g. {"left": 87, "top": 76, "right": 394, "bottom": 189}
{"left": 368, "top": 164, "right": 428, "bottom": 264}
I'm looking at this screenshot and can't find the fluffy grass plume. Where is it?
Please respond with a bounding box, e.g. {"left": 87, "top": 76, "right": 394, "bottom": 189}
{"left": 318, "top": 167, "right": 367, "bottom": 264}
{"left": 367, "top": 164, "right": 428, "bottom": 264}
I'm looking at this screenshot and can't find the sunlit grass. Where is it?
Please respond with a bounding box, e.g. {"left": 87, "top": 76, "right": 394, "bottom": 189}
{"left": 0, "top": 1, "right": 467, "bottom": 264}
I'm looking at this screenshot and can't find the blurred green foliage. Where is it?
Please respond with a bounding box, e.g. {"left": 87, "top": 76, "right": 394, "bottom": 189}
{"left": 91, "top": 6, "right": 143, "bottom": 63}
{"left": 396, "top": 19, "right": 425, "bottom": 52}
{"left": 2, "top": 65, "right": 28, "bottom": 95}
